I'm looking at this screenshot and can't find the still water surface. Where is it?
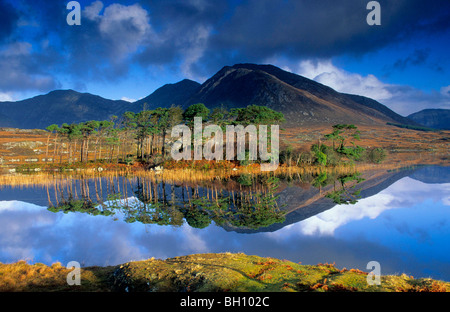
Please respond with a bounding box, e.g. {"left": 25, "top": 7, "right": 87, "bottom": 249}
{"left": 0, "top": 166, "right": 449, "bottom": 281}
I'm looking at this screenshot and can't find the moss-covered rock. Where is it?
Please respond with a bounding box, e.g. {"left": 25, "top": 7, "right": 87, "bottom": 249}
{"left": 1, "top": 253, "right": 449, "bottom": 292}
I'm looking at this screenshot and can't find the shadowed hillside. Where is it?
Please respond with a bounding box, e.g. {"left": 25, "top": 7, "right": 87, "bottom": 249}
{"left": 0, "top": 63, "right": 424, "bottom": 129}
{"left": 408, "top": 109, "right": 450, "bottom": 130}
{"left": 0, "top": 90, "right": 131, "bottom": 129}
{"left": 186, "top": 64, "right": 420, "bottom": 126}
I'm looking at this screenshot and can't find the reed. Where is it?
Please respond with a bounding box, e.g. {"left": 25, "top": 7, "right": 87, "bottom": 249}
{"left": 0, "top": 159, "right": 430, "bottom": 189}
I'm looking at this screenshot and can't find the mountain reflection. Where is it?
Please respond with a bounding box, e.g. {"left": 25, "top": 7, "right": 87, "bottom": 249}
{"left": 0, "top": 165, "right": 448, "bottom": 280}
{"left": 2, "top": 165, "right": 446, "bottom": 233}
{"left": 44, "top": 170, "right": 366, "bottom": 231}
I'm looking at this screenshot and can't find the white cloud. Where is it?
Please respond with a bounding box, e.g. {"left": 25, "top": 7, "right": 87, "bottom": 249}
{"left": 299, "top": 193, "right": 396, "bottom": 236}
{"left": 181, "top": 225, "right": 209, "bottom": 253}
{"left": 84, "top": 0, "right": 104, "bottom": 20}
{"left": 0, "top": 200, "right": 44, "bottom": 212}
{"left": 440, "top": 85, "right": 450, "bottom": 97}
{"left": 266, "top": 177, "right": 450, "bottom": 239}
{"left": 383, "top": 86, "right": 450, "bottom": 116}
{"left": 85, "top": 2, "right": 152, "bottom": 60}
{"left": 277, "top": 59, "right": 450, "bottom": 115}
{"left": 120, "top": 96, "right": 136, "bottom": 102}
{"left": 0, "top": 42, "right": 58, "bottom": 92}
{"left": 295, "top": 59, "right": 393, "bottom": 101}
{"left": 180, "top": 25, "right": 212, "bottom": 81}
{"left": 0, "top": 92, "right": 13, "bottom": 101}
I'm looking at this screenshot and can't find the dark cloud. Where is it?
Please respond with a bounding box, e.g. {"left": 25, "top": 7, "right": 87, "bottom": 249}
{"left": 392, "top": 49, "right": 430, "bottom": 71}
{"left": 178, "top": 0, "right": 450, "bottom": 78}
{"left": 0, "top": 1, "right": 67, "bottom": 93}
{"left": 202, "top": 0, "right": 450, "bottom": 60}
{"left": 0, "top": 0, "right": 449, "bottom": 93}
{"left": 0, "top": 0, "right": 19, "bottom": 42}
{"left": 51, "top": 1, "right": 153, "bottom": 81}
{"left": 133, "top": 0, "right": 229, "bottom": 77}
{"left": 0, "top": 42, "right": 61, "bottom": 92}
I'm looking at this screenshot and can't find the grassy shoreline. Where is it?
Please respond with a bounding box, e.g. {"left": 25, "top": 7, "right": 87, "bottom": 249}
{"left": 0, "top": 253, "right": 448, "bottom": 292}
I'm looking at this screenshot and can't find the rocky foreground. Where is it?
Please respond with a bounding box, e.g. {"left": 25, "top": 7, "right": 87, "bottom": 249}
{"left": 0, "top": 253, "right": 448, "bottom": 292}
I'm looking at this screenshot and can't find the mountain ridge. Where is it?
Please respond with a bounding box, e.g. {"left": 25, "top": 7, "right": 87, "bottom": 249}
{"left": 0, "top": 63, "right": 425, "bottom": 129}
{"left": 407, "top": 108, "right": 450, "bottom": 130}
{"left": 0, "top": 89, "right": 131, "bottom": 129}
{"left": 132, "top": 79, "right": 201, "bottom": 111}
{"left": 185, "top": 63, "right": 420, "bottom": 126}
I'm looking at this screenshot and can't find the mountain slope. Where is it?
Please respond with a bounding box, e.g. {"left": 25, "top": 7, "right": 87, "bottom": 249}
{"left": 132, "top": 79, "right": 200, "bottom": 111}
{"left": 0, "top": 90, "right": 132, "bottom": 129}
{"left": 0, "top": 80, "right": 201, "bottom": 129}
{"left": 407, "top": 109, "right": 450, "bottom": 130}
{"left": 0, "top": 63, "right": 421, "bottom": 129}
{"left": 186, "top": 64, "right": 418, "bottom": 126}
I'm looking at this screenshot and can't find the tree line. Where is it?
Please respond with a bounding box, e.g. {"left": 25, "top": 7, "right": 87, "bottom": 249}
{"left": 44, "top": 103, "right": 285, "bottom": 165}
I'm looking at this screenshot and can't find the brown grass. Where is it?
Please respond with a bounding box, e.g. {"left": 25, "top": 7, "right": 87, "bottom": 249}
{"left": 0, "top": 260, "right": 114, "bottom": 292}
{"left": 3, "top": 253, "right": 447, "bottom": 292}
{"left": 1, "top": 125, "right": 448, "bottom": 167}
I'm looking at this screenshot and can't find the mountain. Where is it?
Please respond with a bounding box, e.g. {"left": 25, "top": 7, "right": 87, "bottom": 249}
{"left": 186, "top": 63, "right": 419, "bottom": 126}
{"left": 0, "top": 80, "right": 201, "bottom": 129}
{"left": 0, "top": 63, "right": 420, "bottom": 129}
{"left": 223, "top": 165, "right": 434, "bottom": 233}
{"left": 132, "top": 79, "right": 200, "bottom": 111}
{"left": 407, "top": 109, "right": 450, "bottom": 130}
{"left": 0, "top": 90, "right": 132, "bottom": 129}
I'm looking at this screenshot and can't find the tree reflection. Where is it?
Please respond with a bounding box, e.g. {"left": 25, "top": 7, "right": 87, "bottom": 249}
{"left": 45, "top": 170, "right": 364, "bottom": 230}
{"left": 324, "top": 172, "right": 365, "bottom": 204}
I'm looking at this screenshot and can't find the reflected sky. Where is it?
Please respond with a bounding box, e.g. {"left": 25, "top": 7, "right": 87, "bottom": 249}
{"left": 0, "top": 175, "right": 449, "bottom": 281}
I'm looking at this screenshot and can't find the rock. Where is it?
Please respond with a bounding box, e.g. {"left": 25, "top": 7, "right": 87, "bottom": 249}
{"left": 3, "top": 141, "right": 43, "bottom": 149}
{"left": 24, "top": 158, "right": 38, "bottom": 162}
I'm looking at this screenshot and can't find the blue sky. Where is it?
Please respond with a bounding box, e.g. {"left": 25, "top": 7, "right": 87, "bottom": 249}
{"left": 0, "top": 0, "right": 449, "bottom": 115}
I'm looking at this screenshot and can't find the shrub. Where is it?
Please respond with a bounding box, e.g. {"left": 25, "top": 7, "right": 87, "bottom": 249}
{"left": 280, "top": 145, "right": 294, "bottom": 166}
{"left": 337, "top": 145, "right": 366, "bottom": 161}
{"left": 237, "top": 174, "right": 253, "bottom": 186}
{"left": 311, "top": 144, "right": 327, "bottom": 166}
{"left": 321, "top": 145, "right": 341, "bottom": 166}
{"left": 367, "top": 147, "right": 387, "bottom": 163}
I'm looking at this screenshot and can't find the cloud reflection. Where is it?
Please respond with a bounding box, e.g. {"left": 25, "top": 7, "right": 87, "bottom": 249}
{"left": 0, "top": 175, "right": 449, "bottom": 280}
{"left": 276, "top": 177, "right": 450, "bottom": 237}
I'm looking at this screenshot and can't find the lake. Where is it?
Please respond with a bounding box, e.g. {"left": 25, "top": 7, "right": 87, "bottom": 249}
{"left": 0, "top": 165, "right": 449, "bottom": 282}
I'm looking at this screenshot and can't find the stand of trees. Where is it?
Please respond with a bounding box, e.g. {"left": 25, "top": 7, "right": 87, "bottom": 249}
{"left": 44, "top": 103, "right": 285, "bottom": 165}
{"left": 279, "top": 124, "right": 387, "bottom": 167}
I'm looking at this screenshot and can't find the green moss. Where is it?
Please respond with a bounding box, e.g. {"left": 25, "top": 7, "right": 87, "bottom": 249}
{"left": 1, "top": 253, "right": 449, "bottom": 292}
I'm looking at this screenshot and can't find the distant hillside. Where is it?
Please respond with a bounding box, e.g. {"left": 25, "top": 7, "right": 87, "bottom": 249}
{"left": 131, "top": 79, "right": 200, "bottom": 111}
{"left": 0, "top": 63, "right": 421, "bottom": 129}
{"left": 0, "top": 80, "right": 201, "bottom": 129}
{"left": 0, "top": 90, "right": 132, "bottom": 129}
{"left": 407, "top": 109, "right": 450, "bottom": 130}
{"left": 186, "top": 63, "right": 419, "bottom": 126}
